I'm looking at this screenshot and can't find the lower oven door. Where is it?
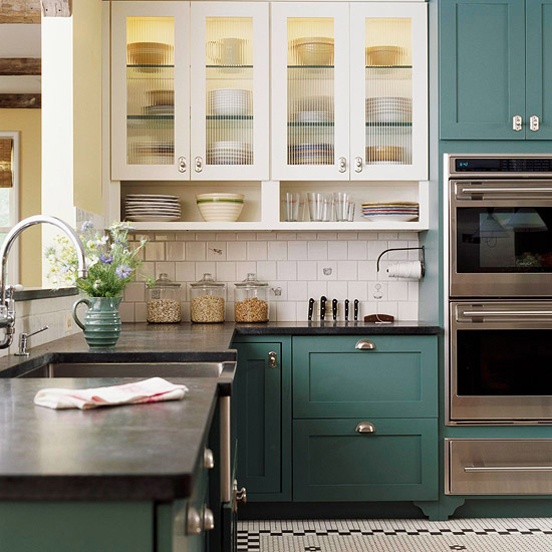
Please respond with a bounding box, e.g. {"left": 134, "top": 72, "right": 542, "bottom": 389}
{"left": 450, "top": 301, "right": 552, "bottom": 423}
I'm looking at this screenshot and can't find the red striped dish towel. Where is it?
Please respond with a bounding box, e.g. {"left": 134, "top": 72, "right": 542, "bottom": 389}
{"left": 34, "top": 377, "right": 189, "bottom": 410}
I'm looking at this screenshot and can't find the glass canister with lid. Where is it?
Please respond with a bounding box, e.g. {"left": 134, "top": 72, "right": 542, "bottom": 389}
{"left": 190, "top": 273, "right": 226, "bottom": 323}
{"left": 234, "top": 273, "right": 269, "bottom": 323}
{"left": 146, "top": 273, "right": 182, "bottom": 323}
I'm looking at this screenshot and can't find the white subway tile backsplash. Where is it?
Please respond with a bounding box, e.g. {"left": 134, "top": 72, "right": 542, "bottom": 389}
{"left": 116, "top": 232, "right": 420, "bottom": 322}
{"left": 307, "top": 241, "right": 328, "bottom": 260}
{"left": 328, "top": 241, "right": 348, "bottom": 260}
{"left": 268, "top": 241, "right": 288, "bottom": 261}
{"left": 186, "top": 241, "right": 206, "bottom": 261}
{"left": 247, "top": 241, "right": 268, "bottom": 261}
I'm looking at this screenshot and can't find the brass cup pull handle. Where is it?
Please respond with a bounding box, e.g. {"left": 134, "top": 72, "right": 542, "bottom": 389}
{"left": 530, "top": 115, "right": 540, "bottom": 132}
{"left": 356, "top": 421, "right": 376, "bottom": 434}
{"left": 195, "top": 156, "right": 203, "bottom": 173}
{"left": 178, "top": 156, "right": 187, "bottom": 173}
{"left": 268, "top": 351, "right": 278, "bottom": 368}
{"left": 355, "top": 339, "right": 376, "bottom": 350}
{"left": 512, "top": 115, "right": 523, "bottom": 131}
{"left": 338, "top": 156, "right": 347, "bottom": 173}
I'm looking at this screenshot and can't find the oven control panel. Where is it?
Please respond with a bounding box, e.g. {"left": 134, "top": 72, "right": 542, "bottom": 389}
{"left": 449, "top": 154, "right": 552, "bottom": 178}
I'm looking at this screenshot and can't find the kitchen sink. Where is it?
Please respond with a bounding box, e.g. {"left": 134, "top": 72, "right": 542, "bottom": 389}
{"left": 17, "top": 361, "right": 231, "bottom": 378}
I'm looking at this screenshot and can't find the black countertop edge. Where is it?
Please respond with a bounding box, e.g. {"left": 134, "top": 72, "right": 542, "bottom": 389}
{"left": 232, "top": 321, "right": 442, "bottom": 335}
{"left": 0, "top": 475, "right": 190, "bottom": 502}
{"left": 14, "top": 287, "right": 78, "bottom": 301}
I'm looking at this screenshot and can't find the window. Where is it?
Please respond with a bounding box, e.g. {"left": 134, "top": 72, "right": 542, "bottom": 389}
{"left": 0, "top": 131, "right": 19, "bottom": 284}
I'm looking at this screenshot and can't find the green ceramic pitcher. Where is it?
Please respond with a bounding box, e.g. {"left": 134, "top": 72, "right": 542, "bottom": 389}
{"left": 72, "top": 296, "right": 122, "bottom": 348}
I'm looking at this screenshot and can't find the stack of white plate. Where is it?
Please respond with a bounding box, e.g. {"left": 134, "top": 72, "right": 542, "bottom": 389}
{"left": 288, "top": 143, "right": 334, "bottom": 165}
{"left": 361, "top": 201, "right": 419, "bottom": 222}
{"left": 124, "top": 194, "right": 181, "bottom": 222}
{"left": 366, "top": 97, "right": 412, "bottom": 123}
{"left": 143, "top": 90, "right": 174, "bottom": 117}
{"left": 206, "top": 141, "right": 253, "bottom": 165}
{"left": 209, "top": 88, "right": 252, "bottom": 116}
{"left": 132, "top": 142, "right": 174, "bottom": 165}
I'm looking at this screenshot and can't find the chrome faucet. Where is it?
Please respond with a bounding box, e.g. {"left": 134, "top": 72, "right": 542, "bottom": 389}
{"left": 0, "top": 215, "right": 88, "bottom": 349}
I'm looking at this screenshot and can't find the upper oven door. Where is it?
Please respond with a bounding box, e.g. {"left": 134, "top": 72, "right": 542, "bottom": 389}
{"left": 450, "top": 179, "right": 552, "bottom": 298}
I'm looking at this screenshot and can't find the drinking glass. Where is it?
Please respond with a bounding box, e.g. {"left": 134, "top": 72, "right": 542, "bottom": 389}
{"left": 333, "top": 192, "right": 354, "bottom": 222}
{"left": 307, "top": 192, "right": 331, "bottom": 222}
{"left": 284, "top": 192, "right": 300, "bottom": 222}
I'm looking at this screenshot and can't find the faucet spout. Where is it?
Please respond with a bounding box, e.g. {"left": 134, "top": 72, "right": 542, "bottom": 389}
{"left": 0, "top": 215, "right": 88, "bottom": 350}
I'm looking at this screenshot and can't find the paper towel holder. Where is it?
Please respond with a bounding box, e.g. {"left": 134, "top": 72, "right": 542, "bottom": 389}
{"left": 376, "top": 246, "right": 425, "bottom": 277}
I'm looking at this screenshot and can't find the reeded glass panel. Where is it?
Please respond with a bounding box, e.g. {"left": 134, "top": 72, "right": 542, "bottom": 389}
{"left": 126, "top": 17, "right": 175, "bottom": 165}
{"left": 287, "top": 18, "right": 335, "bottom": 166}
{"left": 206, "top": 17, "right": 254, "bottom": 166}
{"left": 365, "top": 18, "right": 412, "bottom": 166}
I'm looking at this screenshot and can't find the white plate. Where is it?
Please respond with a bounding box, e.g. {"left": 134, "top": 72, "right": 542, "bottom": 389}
{"left": 126, "top": 194, "right": 179, "bottom": 200}
{"left": 126, "top": 215, "right": 181, "bottom": 222}
{"left": 362, "top": 214, "right": 418, "bottom": 222}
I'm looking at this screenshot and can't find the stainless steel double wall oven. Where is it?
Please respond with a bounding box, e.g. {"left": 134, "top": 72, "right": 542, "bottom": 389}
{"left": 446, "top": 154, "right": 552, "bottom": 423}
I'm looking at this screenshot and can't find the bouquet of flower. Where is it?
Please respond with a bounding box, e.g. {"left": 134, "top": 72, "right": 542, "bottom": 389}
{"left": 45, "top": 221, "right": 147, "bottom": 297}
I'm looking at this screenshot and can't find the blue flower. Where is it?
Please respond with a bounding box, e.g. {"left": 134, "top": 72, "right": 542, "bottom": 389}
{"left": 99, "top": 254, "right": 113, "bottom": 264}
{"left": 115, "top": 265, "right": 132, "bottom": 279}
{"left": 80, "top": 220, "right": 93, "bottom": 232}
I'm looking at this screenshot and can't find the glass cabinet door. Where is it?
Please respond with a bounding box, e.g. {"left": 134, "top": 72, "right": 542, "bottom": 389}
{"left": 190, "top": 2, "right": 269, "bottom": 181}
{"left": 111, "top": 1, "right": 190, "bottom": 181}
{"left": 271, "top": 3, "right": 350, "bottom": 181}
{"left": 350, "top": 3, "right": 427, "bottom": 181}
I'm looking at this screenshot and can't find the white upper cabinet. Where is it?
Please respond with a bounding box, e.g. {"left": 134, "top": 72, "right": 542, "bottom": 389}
{"left": 271, "top": 2, "right": 428, "bottom": 181}
{"left": 111, "top": 1, "right": 269, "bottom": 181}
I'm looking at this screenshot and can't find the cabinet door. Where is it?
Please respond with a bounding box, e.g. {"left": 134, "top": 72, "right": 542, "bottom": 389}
{"left": 439, "top": 0, "right": 526, "bottom": 139}
{"left": 190, "top": 2, "right": 270, "bottom": 180}
{"left": 111, "top": 1, "right": 190, "bottom": 180}
{"left": 350, "top": 3, "right": 428, "bottom": 180}
{"left": 293, "top": 335, "right": 438, "bottom": 419}
{"left": 271, "top": 2, "right": 350, "bottom": 180}
{"left": 526, "top": 0, "right": 552, "bottom": 140}
{"left": 234, "top": 341, "right": 289, "bottom": 499}
{"left": 293, "top": 418, "right": 438, "bottom": 502}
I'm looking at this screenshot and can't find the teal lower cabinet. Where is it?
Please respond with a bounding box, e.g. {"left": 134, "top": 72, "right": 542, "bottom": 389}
{"left": 292, "top": 334, "right": 439, "bottom": 504}
{"left": 293, "top": 418, "right": 438, "bottom": 502}
{"left": 233, "top": 337, "right": 292, "bottom": 501}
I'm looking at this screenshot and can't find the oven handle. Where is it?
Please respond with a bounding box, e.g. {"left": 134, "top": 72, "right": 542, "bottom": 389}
{"left": 465, "top": 465, "right": 552, "bottom": 473}
{"left": 459, "top": 187, "right": 552, "bottom": 194}
{"left": 463, "top": 310, "right": 552, "bottom": 317}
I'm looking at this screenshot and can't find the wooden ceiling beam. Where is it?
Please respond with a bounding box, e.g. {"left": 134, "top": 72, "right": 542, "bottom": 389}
{"left": 0, "top": 58, "right": 41, "bottom": 76}
{"left": 0, "top": 0, "right": 41, "bottom": 23}
{"left": 40, "top": 0, "right": 71, "bottom": 17}
{"left": 0, "top": 93, "right": 41, "bottom": 108}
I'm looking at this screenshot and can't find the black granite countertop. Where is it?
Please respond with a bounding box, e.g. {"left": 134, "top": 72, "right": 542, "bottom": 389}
{"left": 0, "top": 377, "right": 218, "bottom": 501}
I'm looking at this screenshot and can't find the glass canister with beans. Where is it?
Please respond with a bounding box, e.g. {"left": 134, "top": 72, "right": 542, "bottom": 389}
{"left": 190, "top": 273, "right": 226, "bottom": 323}
{"left": 234, "top": 273, "right": 269, "bottom": 323}
{"left": 146, "top": 273, "right": 182, "bottom": 323}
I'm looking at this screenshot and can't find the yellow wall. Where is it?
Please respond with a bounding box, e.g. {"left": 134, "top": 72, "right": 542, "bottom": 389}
{"left": 73, "top": 0, "right": 103, "bottom": 216}
{"left": 0, "top": 110, "right": 42, "bottom": 288}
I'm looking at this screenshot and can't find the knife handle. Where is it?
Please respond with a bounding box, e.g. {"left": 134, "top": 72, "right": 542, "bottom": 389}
{"left": 320, "top": 296, "right": 327, "bottom": 320}
{"left": 332, "top": 299, "right": 338, "bottom": 320}
{"left": 354, "top": 299, "right": 359, "bottom": 321}
{"left": 308, "top": 298, "right": 314, "bottom": 321}
{"left": 344, "top": 299, "right": 349, "bottom": 321}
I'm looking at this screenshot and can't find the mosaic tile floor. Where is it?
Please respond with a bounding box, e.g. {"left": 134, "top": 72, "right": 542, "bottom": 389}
{"left": 237, "top": 518, "right": 552, "bottom": 551}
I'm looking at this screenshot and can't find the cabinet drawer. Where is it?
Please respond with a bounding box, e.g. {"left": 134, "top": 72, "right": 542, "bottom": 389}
{"left": 446, "top": 439, "right": 552, "bottom": 495}
{"left": 293, "top": 335, "right": 438, "bottom": 418}
{"left": 293, "top": 418, "right": 438, "bottom": 502}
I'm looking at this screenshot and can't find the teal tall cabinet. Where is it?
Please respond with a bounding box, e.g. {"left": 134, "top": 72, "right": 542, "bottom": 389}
{"left": 233, "top": 337, "right": 292, "bottom": 501}
{"left": 440, "top": 0, "right": 552, "bottom": 140}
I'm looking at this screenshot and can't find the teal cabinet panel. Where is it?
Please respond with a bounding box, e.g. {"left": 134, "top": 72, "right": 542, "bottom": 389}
{"left": 293, "top": 418, "right": 438, "bottom": 502}
{"left": 440, "top": 0, "right": 525, "bottom": 139}
{"left": 526, "top": 0, "right": 552, "bottom": 140}
{"left": 0, "top": 502, "right": 153, "bottom": 552}
{"left": 233, "top": 338, "right": 292, "bottom": 500}
{"left": 293, "top": 335, "right": 438, "bottom": 418}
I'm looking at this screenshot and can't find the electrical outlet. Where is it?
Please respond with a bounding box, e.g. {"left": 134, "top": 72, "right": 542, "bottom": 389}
{"left": 65, "top": 313, "right": 73, "bottom": 332}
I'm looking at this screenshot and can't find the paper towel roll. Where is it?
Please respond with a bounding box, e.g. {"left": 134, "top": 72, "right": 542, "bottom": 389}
{"left": 386, "top": 261, "right": 423, "bottom": 280}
